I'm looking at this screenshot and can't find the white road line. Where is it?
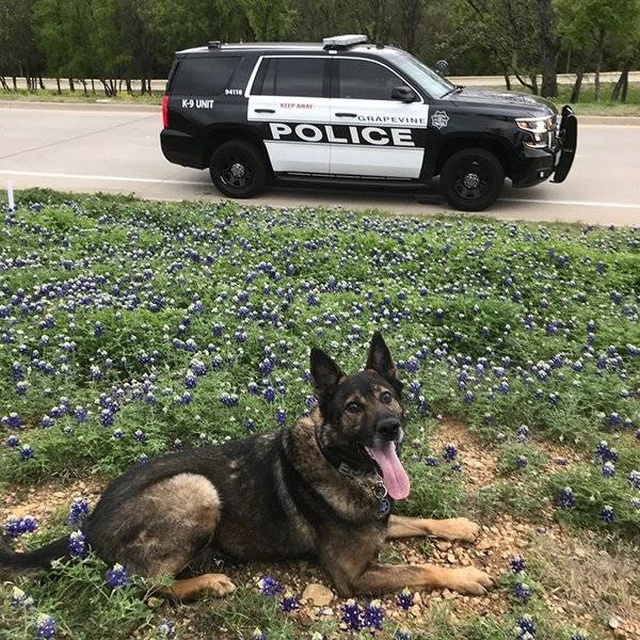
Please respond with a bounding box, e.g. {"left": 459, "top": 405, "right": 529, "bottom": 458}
{"left": 503, "top": 197, "right": 640, "bottom": 210}
{"left": 2, "top": 169, "right": 640, "bottom": 211}
{"left": 0, "top": 169, "right": 202, "bottom": 186}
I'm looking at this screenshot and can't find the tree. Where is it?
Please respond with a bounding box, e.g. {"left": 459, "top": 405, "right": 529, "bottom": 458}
{"left": 554, "top": 0, "right": 640, "bottom": 101}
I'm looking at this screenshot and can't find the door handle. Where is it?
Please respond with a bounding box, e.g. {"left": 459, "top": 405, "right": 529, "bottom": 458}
{"left": 335, "top": 112, "right": 358, "bottom": 118}
{"left": 254, "top": 108, "right": 275, "bottom": 114}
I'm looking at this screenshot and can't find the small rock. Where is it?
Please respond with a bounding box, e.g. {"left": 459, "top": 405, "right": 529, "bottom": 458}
{"left": 435, "top": 541, "right": 452, "bottom": 551}
{"left": 608, "top": 616, "right": 621, "bottom": 630}
{"left": 301, "top": 583, "right": 334, "bottom": 607}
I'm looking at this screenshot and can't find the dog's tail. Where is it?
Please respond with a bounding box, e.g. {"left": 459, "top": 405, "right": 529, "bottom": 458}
{"left": 0, "top": 535, "right": 71, "bottom": 577}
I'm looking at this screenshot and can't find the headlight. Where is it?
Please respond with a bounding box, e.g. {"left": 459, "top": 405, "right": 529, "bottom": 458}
{"left": 516, "top": 116, "right": 556, "bottom": 133}
{"left": 516, "top": 115, "right": 557, "bottom": 149}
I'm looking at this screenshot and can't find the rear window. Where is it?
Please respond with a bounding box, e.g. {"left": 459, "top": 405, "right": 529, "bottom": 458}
{"left": 171, "top": 56, "right": 240, "bottom": 95}
{"left": 252, "top": 57, "right": 326, "bottom": 97}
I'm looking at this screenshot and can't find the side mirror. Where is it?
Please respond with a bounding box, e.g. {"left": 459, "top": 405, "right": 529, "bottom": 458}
{"left": 391, "top": 85, "right": 417, "bottom": 103}
{"left": 434, "top": 60, "right": 450, "bottom": 77}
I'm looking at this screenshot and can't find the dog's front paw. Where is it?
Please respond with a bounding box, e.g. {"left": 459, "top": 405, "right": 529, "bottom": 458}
{"left": 199, "top": 573, "right": 237, "bottom": 596}
{"left": 442, "top": 566, "right": 494, "bottom": 595}
{"left": 429, "top": 517, "right": 481, "bottom": 542}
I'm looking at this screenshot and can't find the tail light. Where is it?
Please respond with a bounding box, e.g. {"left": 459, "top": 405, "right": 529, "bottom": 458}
{"left": 162, "top": 94, "right": 169, "bottom": 128}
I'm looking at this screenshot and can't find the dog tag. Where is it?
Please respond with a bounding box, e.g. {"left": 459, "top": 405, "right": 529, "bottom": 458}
{"left": 378, "top": 498, "right": 391, "bottom": 515}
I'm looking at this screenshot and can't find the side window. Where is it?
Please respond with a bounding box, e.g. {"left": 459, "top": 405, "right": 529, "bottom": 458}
{"left": 337, "top": 59, "right": 404, "bottom": 100}
{"left": 171, "top": 56, "right": 240, "bottom": 95}
{"left": 253, "top": 58, "right": 326, "bottom": 97}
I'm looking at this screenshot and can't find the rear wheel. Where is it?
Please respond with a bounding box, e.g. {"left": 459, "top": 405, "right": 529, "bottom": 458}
{"left": 209, "top": 140, "right": 267, "bottom": 198}
{"left": 440, "top": 148, "right": 504, "bottom": 211}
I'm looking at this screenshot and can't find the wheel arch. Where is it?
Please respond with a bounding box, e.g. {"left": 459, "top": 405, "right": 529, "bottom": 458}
{"left": 432, "top": 135, "right": 514, "bottom": 179}
{"left": 203, "top": 125, "right": 273, "bottom": 175}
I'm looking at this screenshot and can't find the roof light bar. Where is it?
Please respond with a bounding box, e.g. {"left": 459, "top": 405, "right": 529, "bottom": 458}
{"left": 322, "top": 34, "right": 368, "bottom": 49}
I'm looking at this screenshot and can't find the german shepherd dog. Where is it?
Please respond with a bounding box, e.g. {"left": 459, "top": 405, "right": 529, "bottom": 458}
{"left": 1, "top": 333, "right": 493, "bottom": 599}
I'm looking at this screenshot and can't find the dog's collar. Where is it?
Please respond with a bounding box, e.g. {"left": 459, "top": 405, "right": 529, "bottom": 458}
{"left": 314, "top": 427, "right": 391, "bottom": 517}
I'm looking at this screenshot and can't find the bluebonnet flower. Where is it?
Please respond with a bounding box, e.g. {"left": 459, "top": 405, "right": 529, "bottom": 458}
{"left": 20, "top": 515, "right": 38, "bottom": 534}
{"left": 20, "top": 444, "right": 34, "bottom": 460}
{"left": 10, "top": 586, "right": 34, "bottom": 610}
{"left": 510, "top": 555, "right": 526, "bottom": 573}
{"left": 251, "top": 629, "right": 267, "bottom": 640}
{"left": 258, "top": 575, "right": 284, "bottom": 596}
{"left": 364, "top": 599, "right": 384, "bottom": 632}
{"left": 112, "top": 428, "right": 125, "bottom": 440}
{"left": 341, "top": 599, "right": 363, "bottom": 632}
{"left": 570, "top": 632, "right": 589, "bottom": 640}
{"left": 4, "top": 516, "right": 23, "bottom": 538}
{"left": 5, "top": 434, "right": 20, "bottom": 448}
{"left": 68, "top": 530, "right": 86, "bottom": 557}
{"left": 395, "top": 631, "right": 411, "bottom": 640}
{"left": 558, "top": 486, "right": 576, "bottom": 509}
{"left": 396, "top": 587, "right": 414, "bottom": 610}
{"left": 133, "top": 429, "right": 147, "bottom": 443}
{"left": 515, "top": 455, "right": 528, "bottom": 469}
{"left": 517, "top": 614, "right": 536, "bottom": 635}
{"left": 243, "top": 419, "right": 256, "bottom": 433}
{"left": 106, "top": 563, "right": 129, "bottom": 588}
{"left": 275, "top": 408, "right": 287, "bottom": 426}
{"left": 35, "top": 613, "right": 58, "bottom": 639}
{"left": 156, "top": 619, "right": 177, "bottom": 639}
{"left": 628, "top": 470, "right": 640, "bottom": 490}
{"left": 443, "top": 443, "right": 458, "bottom": 462}
{"left": 513, "top": 581, "right": 532, "bottom": 603}
{"left": 600, "top": 505, "right": 615, "bottom": 523}
{"left": 601, "top": 461, "right": 616, "bottom": 478}
{"left": 516, "top": 425, "right": 529, "bottom": 442}
{"left": 68, "top": 497, "right": 90, "bottom": 526}
{"left": 280, "top": 595, "right": 300, "bottom": 612}
{"left": 595, "top": 440, "right": 618, "bottom": 463}
{"left": 1, "top": 412, "right": 22, "bottom": 429}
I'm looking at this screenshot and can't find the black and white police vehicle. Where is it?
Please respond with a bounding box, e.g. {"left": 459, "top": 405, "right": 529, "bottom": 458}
{"left": 160, "top": 34, "right": 577, "bottom": 211}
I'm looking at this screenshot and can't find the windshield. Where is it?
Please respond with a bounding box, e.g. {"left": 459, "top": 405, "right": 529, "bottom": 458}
{"left": 392, "top": 50, "right": 456, "bottom": 99}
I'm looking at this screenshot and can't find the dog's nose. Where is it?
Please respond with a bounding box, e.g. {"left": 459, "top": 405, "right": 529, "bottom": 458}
{"left": 377, "top": 416, "right": 401, "bottom": 441}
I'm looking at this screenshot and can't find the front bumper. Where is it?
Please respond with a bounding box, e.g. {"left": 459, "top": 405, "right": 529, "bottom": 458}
{"left": 512, "top": 105, "right": 578, "bottom": 188}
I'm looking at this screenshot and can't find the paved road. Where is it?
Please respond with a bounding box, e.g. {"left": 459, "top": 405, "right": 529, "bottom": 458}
{"left": 0, "top": 102, "right": 639, "bottom": 226}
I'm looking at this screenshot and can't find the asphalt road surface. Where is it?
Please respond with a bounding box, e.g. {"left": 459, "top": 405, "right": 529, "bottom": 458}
{"left": 1, "top": 102, "right": 639, "bottom": 226}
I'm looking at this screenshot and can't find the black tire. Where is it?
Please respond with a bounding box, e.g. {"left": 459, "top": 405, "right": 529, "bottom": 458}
{"left": 440, "top": 148, "right": 505, "bottom": 212}
{"left": 209, "top": 140, "right": 268, "bottom": 199}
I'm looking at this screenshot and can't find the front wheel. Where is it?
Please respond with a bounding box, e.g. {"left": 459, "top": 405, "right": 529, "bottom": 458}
{"left": 440, "top": 148, "right": 505, "bottom": 212}
{"left": 209, "top": 140, "right": 267, "bottom": 198}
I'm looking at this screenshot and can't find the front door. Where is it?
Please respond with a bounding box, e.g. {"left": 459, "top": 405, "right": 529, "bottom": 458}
{"left": 329, "top": 58, "right": 428, "bottom": 179}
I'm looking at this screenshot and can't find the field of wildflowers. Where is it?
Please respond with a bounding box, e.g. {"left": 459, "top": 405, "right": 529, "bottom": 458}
{"left": 0, "top": 189, "right": 639, "bottom": 639}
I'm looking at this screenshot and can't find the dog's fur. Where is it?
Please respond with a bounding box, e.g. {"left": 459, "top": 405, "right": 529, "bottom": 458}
{"left": 0, "top": 333, "right": 493, "bottom": 600}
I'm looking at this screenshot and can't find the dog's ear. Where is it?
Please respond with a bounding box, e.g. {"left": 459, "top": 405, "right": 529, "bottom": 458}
{"left": 365, "top": 332, "right": 398, "bottom": 384}
{"left": 310, "top": 347, "right": 344, "bottom": 398}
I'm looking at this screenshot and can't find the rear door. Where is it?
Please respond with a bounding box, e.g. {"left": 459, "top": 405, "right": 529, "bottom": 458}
{"left": 329, "top": 57, "right": 428, "bottom": 179}
{"left": 247, "top": 56, "right": 331, "bottom": 174}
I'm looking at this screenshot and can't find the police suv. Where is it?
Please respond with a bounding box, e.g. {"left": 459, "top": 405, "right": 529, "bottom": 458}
{"left": 160, "top": 34, "right": 577, "bottom": 211}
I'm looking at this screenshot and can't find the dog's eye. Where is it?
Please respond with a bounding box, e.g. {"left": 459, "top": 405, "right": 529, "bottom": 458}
{"left": 346, "top": 401, "right": 363, "bottom": 413}
{"left": 380, "top": 391, "right": 393, "bottom": 404}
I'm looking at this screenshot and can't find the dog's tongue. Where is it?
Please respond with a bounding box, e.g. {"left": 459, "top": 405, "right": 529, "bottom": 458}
{"left": 366, "top": 442, "right": 411, "bottom": 500}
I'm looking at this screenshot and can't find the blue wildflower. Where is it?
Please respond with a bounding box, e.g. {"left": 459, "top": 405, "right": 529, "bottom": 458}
{"left": 258, "top": 575, "right": 284, "bottom": 596}
{"left": 68, "top": 497, "right": 90, "bottom": 526}
{"left": 251, "top": 628, "right": 267, "bottom": 640}
{"left": 510, "top": 555, "right": 526, "bottom": 573}
{"left": 106, "top": 563, "right": 129, "bottom": 588}
{"left": 600, "top": 505, "right": 615, "bottom": 523}
{"left": 513, "top": 581, "right": 532, "bottom": 603}
{"left": 156, "top": 619, "right": 177, "bottom": 639}
{"left": 396, "top": 587, "right": 414, "bottom": 610}
{"left": 280, "top": 595, "right": 300, "bottom": 612}
{"left": 364, "top": 599, "right": 384, "bottom": 631}
{"left": 20, "top": 444, "right": 34, "bottom": 460}
{"left": 68, "top": 530, "right": 86, "bottom": 557}
{"left": 558, "top": 486, "right": 576, "bottom": 509}
{"left": 601, "top": 461, "right": 616, "bottom": 478}
{"left": 10, "top": 586, "right": 34, "bottom": 609}
{"left": 628, "top": 470, "right": 640, "bottom": 490}
{"left": 36, "top": 613, "right": 58, "bottom": 639}
{"left": 443, "top": 443, "right": 458, "bottom": 462}
{"left": 341, "top": 599, "right": 363, "bottom": 632}
{"left": 395, "top": 631, "right": 411, "bottom": 640}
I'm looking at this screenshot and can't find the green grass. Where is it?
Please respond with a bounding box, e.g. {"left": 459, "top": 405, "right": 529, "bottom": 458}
{"left": 0, "top": 189, "right": 639, "bottom": 639}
